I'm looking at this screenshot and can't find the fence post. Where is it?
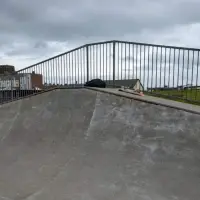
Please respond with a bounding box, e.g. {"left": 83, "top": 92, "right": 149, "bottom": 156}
{"left": 86, "top": 45, "right": 89, "bottom": 82}
{"left": 113, "top": 41, "right": 116, "bottom": 87}
{"left": 11, "top": 76, "right": 13, "bottom": 101}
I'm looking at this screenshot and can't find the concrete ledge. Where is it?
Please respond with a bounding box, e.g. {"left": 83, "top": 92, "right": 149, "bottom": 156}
{"left": 0, "top": 87, "right": 61, "bottom": 105}
{"left": 86, "top": 87, "right": 200, "bottom": 115}
{"left": 2, "top": 86, "right": 200, "bottom": 115}
{"left": 0, "top": 86, "right": 86, "bottom": 105}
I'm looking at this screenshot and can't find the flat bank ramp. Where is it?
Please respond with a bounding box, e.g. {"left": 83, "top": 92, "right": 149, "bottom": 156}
{"left": 0, "top": 89, "right": 199, "bottom": 200}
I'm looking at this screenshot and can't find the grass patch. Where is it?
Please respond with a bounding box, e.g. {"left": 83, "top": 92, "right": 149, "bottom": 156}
{"left": 146, "top": 89, "right": 200, "bottom": 105}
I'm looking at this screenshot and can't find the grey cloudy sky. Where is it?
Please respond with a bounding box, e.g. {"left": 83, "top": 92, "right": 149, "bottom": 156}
{"left": 1, "top": 0, "right": 200, "bottom": 70}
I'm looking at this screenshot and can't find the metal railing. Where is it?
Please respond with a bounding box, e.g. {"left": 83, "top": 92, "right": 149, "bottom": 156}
{"left": 0, "top": 40, "right": 200, "bottom": 104}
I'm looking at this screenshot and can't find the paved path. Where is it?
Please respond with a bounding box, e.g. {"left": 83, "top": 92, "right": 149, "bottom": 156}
{"left": 0, "top": 88, "right": 199, "bottom": 200}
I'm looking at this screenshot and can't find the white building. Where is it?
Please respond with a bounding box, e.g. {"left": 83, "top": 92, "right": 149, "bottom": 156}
{"left": 0, "top": 73, "right": 43, "bottom": 90}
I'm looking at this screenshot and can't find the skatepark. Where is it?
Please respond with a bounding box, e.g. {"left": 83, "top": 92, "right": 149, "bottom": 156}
{"left": 0, "top": 87, "right": 199, "bottom": 200}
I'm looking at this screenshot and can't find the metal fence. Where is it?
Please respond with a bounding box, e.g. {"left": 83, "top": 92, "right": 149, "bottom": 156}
{"left": 1, "top": 40, "right": 200, "bottom": 104}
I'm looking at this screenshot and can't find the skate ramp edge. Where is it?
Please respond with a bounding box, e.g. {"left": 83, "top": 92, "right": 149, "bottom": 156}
{"left": 1, "top": 87, "right": 200, "bottom": 115}
{"left": 86, "top": 87, "right": 200, "bottom": 115}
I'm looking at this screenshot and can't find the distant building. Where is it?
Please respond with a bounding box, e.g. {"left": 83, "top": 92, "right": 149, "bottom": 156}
{"left": 0, "top": 65, "right": 15, "bottom": 75}
{"left": 106, "top": 79, "right": 144, "bottom": 91}
{"left": 0, "top": 72, "right": 43, "bottom": 90}
{"left": 149, "top": 84, "right": 200, "bottom": 91}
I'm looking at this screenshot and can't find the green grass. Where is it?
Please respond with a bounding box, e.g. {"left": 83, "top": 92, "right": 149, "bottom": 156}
{"left": 146, "top": 89, "right": 200, "bottom": 105}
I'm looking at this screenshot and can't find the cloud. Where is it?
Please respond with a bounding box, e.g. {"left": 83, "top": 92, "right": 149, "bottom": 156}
{"left": 1, "top": 0, "right": 200, "bottom": 71}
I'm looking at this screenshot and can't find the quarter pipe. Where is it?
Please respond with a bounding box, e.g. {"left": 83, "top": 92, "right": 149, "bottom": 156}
{"left": 0, "top": 88, "right": 199, "bottom": 200}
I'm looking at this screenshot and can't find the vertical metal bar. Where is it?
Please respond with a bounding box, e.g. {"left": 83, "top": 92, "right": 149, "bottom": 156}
{"left": 151, "top": 46, "right": 154, "bottom": 91}
{"left": 128, "top": 43, "right": 131, "bottom": 80}
{"left": 61, "top": 55, "right": 63, "bottom": 86}
{"left": 117, "top": 42, "right": 120, "bottom": 80}
{"left": 74, "top": 50, "right": 77, "bottom": 85}
{"left": 69, "top": 53, "right": 71, "bottom": 85}
{"left": 125, "top": 43, "right": 127, "bottom": 80}
{"left": 86, "top": 45, "right": 89, "bottom": 82}
{"left": 168, "top": 48, "right": 171, "bottom": 98}
{"left": 96, "top": 45, "right": 98, "bottom": 79}
{"left": 53, "top": 59, "right": 55, "bottom": 86}
{"left": 172, "top": 49, "right": 175, "bottom": 89}
{"left": 132, "top": 44, "right": 134, "bottom": 79}
{"left": 51, "top": 58, "right": 54, "bottom": 86}
{"left": 177, "top": 49, "right": 180, "bottom": 88}
{"left": 80, "top": 48, "right": 83, "bottom": 84}
{"left": 160, "top": 47, "right": 162, "bottom": 88}
{"left": 109, "top": 43, "right": 111, "bottom": 83}
{"left": 49, "top": 60, "right": 52, "bottom": 86}
{"left": 45, "top": 62, "right": 47, "bottom": 87}
{"left": 51, "top": 60, "right": 53, "bottom": 85}
{"left": 186, "top": 50, "right": 190, "bottom": 100}
{"left": 164, "top": 48, "right": 167, "bottom": 87}
{"left": 42, "top": 62, "right": 44, "bottom": 88}
{"left": 103, "top": 44, "right": 105, "bottom": 81}
{"left": 76, "top": 50, "right": 79, "bottom": 85}
{"left": 40, "top": 63, "right": 43, "bottom": 89}
{"left": 74, "top": 52, "right": 76, "bottom": 85}
{"left": 113, "top": 41, "right": 116, "bottom": 86}
{"left": 73, "top": 52, "right": 75, "bottom": 85}
{"left": 78, "top": 49, "right": 80, "bottom": 84}
{"left": 63, "top": 54, "right": 66, "bottom": 85}
{"left": 85, "top": 46, "right": 87, "bottom": 81}
{"left": 46, "top": 61, "right": 48, "bottom": 87}
{"left": 100, "top": 44, "right": 102, "bottom": 79}
{"left": 106, "top": 44, "right": 108, "bottom": 81}
{"left": 56, "top": 58, "right": 59, "bottom": 85}
{"left": 65, "top": 54, "right": 68, "bottom": 85}
{"left": 191, "top": 51, "right": 194, "bottom": 100}
{"left": 47, "top": 61, "right": 49, "bottom": 85}
{"left": 121, "top": 43, "right": 123, "bottom": 80}
{"left": 155, "top": 46, "right": 158, "bottom": 89}
{"left": 44, "top": 61, "right": 47, "bottom": 88}
{"left": 147, "top": 46, "right": 150, "bottom": 92}
{"left": 168, "top": 48, "right": 171, "bottom": 88}
{"left": 68, "top": 53, "right": 71, "bottom": 85}
{"left": 136, "top": 45, "right": 138, "bottom": 79}
{"left": 140, "top": 45, "right": 142, "bottom": 81}
{"left": 93, "top": 45, "right": 95, "bottom": 80}
{"left": 11, "top": 75, "right": 13, "bottom": 101}
{"left": 191, "top": 51, "right": 194, "bottom": 86}
{"left": 72, "top": 52, "right": 74, "bottom": 86}
{"left": 56, "top": 58, "right": 58, "bottom": 85}
{"left": 43, "top": 62, "right": 45, "bottom": 88}
{"left": 182, "top": 50, "right": 185, "bottom": 98}
{"left": 195, "top": 51, "right": 199, "bottom": 100}
{"left": 143, "top": 45, "right": 146, "bottom": 91}
{"left": 57, "top": 56, "right": 60, "bottom": 85}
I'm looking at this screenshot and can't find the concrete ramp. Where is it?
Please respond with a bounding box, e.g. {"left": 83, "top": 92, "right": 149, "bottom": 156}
{"left": 0, "top": 89, "right": 199, "bottom": 200}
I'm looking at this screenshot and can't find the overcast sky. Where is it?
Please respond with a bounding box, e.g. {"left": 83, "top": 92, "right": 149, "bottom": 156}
{"left": 1, "top": 0, "right": 200, "bottom": 70}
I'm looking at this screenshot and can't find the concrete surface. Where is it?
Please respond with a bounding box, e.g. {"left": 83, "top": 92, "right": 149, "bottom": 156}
{"left": 0, "top": 88, "right": 199, "bottom": 200}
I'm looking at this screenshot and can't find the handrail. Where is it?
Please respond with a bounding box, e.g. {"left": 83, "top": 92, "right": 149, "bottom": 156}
{"left": 114, "top": 40, "right": 200, "bottom": 51}
{"left": 16, "top": 44, "right": 87, "bottom": 73}
{"left": 16, "top": 39, "right": 200, "bottom": 73}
